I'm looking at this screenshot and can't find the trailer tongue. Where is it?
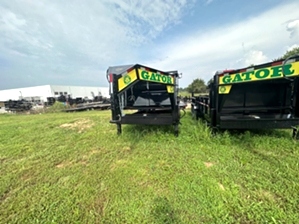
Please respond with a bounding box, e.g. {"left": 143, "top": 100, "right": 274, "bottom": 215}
{"left": 107, "top": 64, "right": 182, "bottom": 136}
{"left": 192, "top": 55, "right": 299, "bottom": 138}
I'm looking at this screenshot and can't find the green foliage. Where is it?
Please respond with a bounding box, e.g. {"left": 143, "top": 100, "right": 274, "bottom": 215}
{"left": 178, "top": 90, "right": 190, "bottom": 97}
{"left": 178, "top": 87, "right": 187, "bottom": 92}
{"left": 1, "top": 111, "right": 299, "bottom": 223}
{"left": 273, "top": 46, "right": 299, "bottom": 61}
{"left": 46, "top": 101, "right": 69, "bottom": 113}
{"left": 186, "top": 78, "right": 207, "bottom": 93}
{"left": 282, "top": 46, "right": 299, "bottom": 59}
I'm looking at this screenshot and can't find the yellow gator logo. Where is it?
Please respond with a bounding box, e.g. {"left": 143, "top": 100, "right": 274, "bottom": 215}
{"left": 219, "top": 61, "right": 299, "bottom": 85}
{"left": 218, "top": 85, "right": 232, "bottom": 94}
{"left": 118, "top": 68, "right": 175, "bottom": 92}
{"left": 118, "top": 69, "right": 138, "bottom": 91}
{"left": 138, "top": 69, "right": 174, "bottom": 84}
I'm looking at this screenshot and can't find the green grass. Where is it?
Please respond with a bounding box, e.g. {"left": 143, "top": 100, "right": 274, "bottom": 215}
{"left": 178, "top": 91, "right": 191, "bottom": 97}
{"left": 1, "top": 111, "right": 299, "bottom": 223}
{"left": 178, "top": 91, "right": 208, "bottom": 97}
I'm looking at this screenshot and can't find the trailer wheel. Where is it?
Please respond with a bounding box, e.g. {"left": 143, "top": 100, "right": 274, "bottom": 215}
{"left": 117, "top": 123, "right": 122, "bottom": 135}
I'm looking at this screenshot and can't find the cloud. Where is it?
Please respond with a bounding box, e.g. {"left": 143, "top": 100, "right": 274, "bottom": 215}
{"left": 243, "top": 50, "right": 268, "bottom": 66}
{"left": 0, "top": 0, "right": 195, "bottom": 89}
{"left": 0, "top": 0, "right": 298, "bottom": 90}
{"left": 286, "top": 19, "right": 299, "bottom": 39}
{"left": 288, "top": 44, "right": 299, "bottom": 51}
{"left": 144, "top": 1, "right": 299, "bottom": 86}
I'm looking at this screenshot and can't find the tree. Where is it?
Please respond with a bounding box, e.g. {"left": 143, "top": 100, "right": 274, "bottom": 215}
{"left": 186, "top": 78, "right": 207, "bottom": 93}
{"left": 273, "top": 46, "right": 299, "bottom": 61}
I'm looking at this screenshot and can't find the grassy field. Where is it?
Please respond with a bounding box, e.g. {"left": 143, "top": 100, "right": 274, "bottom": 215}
{"left": 1, "top": 110, "right": 299, "bottom": 223}
{"left": 178, "top": 91, "right": 208, "bottom": 98}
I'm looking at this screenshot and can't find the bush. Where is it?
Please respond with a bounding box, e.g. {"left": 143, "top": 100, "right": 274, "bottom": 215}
{"left": 46, "top": 102, "right": 69, "bottom": 113}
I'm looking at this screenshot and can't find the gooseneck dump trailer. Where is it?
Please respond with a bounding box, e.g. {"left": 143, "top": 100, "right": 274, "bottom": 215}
{"left": 192, "top": 55, "right": 299, "bottom": 137}
{"left": 107, "top": 64, "right": 181, "bottom": 136}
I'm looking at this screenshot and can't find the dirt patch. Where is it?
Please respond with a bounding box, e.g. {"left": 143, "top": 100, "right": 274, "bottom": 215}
{"left": 60, "top": 119, "right": 94, "bottom": 133}
{"left": 110, "top": 159, "right": 129, "bottom": 171}
{"left": 122, "top": 146, "right": 132, "bottom": 152}
{"left": 89, "top": 149, "right": 100, "bottom": 155}
{"left": 257, "top": 189, "right": 277, "bottom": 202}
{"left": 21, "top": 173, "right": 32, "bottom": 182}
{"left": 81, "top": 149, "right": 101, "bottom": 160}
{"left": 79, "top": 160, "right": 88, "bottom": 166}
{"left": 204, "top": 162, "right": 214, "bottom": 168}
{"left": 56, "top": 161, "right": 73, "bottom": 168}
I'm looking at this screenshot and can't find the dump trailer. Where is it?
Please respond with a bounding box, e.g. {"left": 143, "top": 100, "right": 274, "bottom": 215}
{"left": 192, "top": 55, "right": 299, "bottom": 137}
{"left": 107, "top": 64, "right": 182, "bottom": 136}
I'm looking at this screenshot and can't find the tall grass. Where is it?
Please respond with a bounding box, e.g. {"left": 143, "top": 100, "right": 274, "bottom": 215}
{"left": 0, "top": 110, "right": 298, "bottom": 223}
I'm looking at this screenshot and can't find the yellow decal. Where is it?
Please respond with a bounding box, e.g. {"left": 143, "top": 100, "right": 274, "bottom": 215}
{"left": 118, "top": 69, "right": 138, "bottom": 91}
{"left": 218, "top": 85, "right": 232, "bottom": 94}
{"left": 219, "top": 61, "right": 299, "bottom": 84}
{"left": 167, "top": 85, "right": 174, "bottom": 93}
{"left": 138, "top": 69, "right": 174, "bottom": 84}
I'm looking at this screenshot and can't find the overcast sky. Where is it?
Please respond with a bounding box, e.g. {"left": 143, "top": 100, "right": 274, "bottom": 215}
{"left": 0, "top": 0, "right": 298, "bottom": 90}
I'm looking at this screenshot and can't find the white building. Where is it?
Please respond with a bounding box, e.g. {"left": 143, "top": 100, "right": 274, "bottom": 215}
{"left": 0, "top": 85, "right": 109, "bottom": 103}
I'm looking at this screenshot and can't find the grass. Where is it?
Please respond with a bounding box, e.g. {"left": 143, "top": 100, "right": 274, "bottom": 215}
{"left": 1, "top": 110, "right": 299, "bottom": 223}
{"left": 178, "top": 91, "right": 208, "bottom": 97}
{"left": 178, "top": 91, "right": 191, "bottom": 97}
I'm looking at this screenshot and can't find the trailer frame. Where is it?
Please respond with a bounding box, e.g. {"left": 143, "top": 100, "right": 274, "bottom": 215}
{"left": 107, "top": 64, "right": 182, "bottom": 136}
{"left": 192, "top": 55, "right": 299, "bottom": 138}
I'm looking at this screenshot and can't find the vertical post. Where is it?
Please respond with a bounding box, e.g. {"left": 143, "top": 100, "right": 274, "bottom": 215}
{"left": 210, "top": 75, "right": 217, "bottom": 128}
{"left": 111, "top": 74, "right": 121, "bottom": 121}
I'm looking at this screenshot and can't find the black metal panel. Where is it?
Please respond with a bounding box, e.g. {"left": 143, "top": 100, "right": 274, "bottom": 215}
{"left": 218, "top": 81, "right": 292, "bottom": 115}
{"left": 108, "top": 64, "right": 181, "bottom": 136}
{"left": 219, "top": 118, "right": 299, "bottom": 129}
{"left": 117, "top": 112, "right": 176, "bottom": 125}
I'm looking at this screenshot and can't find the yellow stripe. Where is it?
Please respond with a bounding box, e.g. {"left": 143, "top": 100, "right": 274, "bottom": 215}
{"left": 118, "top": 69, "right": 138, "bottom": 91}
{"left": 218, "top": 85, "right": 232, "bottom": 94}
{"left": 166, "top": 85, "right": 174, "bottom": 93}
{"left": 219, "top": 61, "right": 299, "bottom": 84}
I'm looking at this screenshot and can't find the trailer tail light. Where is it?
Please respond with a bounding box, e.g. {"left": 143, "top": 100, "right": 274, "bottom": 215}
{"left": 127, "top": 67, "right": 134, "bottom": 73}
{"left": 140, "top": 67, "right": 153, "bottom": 72}
{"left": 272, "top": 61, "right": 283, "bottom": 66}
{"left": 108, "top": 74, "right": 113, "bottom": 83}
{"left": 217, "top": 69, "right": 235, "bottom": 77}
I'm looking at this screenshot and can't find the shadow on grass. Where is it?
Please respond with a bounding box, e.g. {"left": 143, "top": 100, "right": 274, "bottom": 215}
{"left": 150, "top": 197, "right": 181, "bottom": 224}
{"left": 123, "top": 124, "right": 176, "bottom": 138}
{"left": 218, "top": 128, "right": 292, "bottom": 139}
{"left": 219, "top": 129, "right": 294, "bottom": 166}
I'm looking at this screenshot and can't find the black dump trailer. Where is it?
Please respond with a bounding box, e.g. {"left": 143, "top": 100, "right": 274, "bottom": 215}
{"left": 107, "top": 64, "right": 182, "bottom": 136}
{"left": 192, "top": 55, "right": 299, "bottom": 137}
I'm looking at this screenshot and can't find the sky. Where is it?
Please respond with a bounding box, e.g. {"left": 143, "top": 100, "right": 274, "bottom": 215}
{"left": 0, "top": 0, "right": 298, "bottom": 90}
